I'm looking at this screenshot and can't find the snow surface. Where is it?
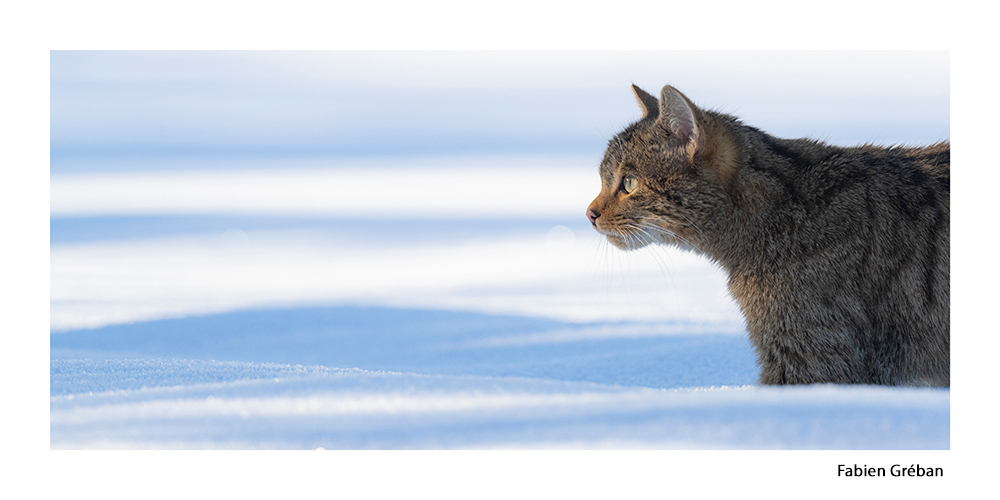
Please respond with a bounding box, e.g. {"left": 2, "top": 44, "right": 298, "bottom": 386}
{"left": 50, "top": 162, "right": 950, "bottom": 450}
{"left": 51, "top": 360, "right": 948, "bottom": 450}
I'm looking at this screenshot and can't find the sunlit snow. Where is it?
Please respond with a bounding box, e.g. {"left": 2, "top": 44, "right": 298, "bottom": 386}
{"left": 49, "top": 51, "right": 950, "bottom": 450}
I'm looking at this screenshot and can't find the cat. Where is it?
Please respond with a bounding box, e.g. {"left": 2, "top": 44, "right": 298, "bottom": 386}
{"left": 587, "top": 84, "right": 949, "bottom": 386}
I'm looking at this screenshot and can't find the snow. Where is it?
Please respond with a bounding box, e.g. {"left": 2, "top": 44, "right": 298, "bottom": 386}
{"left": 49, "top": 156, "right": 596, "bottom": 218}
{"left": 48, "top": 166, "right": 741, "bottom": 332}
{"left": 50, "top": 163, "right": 949, "bottom": 450}
{"left": 51, "top": 363, "right": 948, "bottom": 450}
{"left": 45, "top": 51, "right": 953, "bottom": 453}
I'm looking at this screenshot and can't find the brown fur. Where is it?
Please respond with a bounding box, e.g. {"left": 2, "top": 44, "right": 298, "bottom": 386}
{"left": 587, "top": 85, "right": 949, "bottom": 386}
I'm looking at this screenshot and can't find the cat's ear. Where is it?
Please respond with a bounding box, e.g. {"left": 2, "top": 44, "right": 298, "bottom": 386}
{"left": 656, "top": 85, "right": 700, "bottom": 155}
{"left": 631, "top": 84, "right": 659, "bottom": 120}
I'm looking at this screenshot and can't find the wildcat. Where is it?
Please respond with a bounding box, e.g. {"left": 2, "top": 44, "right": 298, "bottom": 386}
{"left": 587, "top": 84, "right": 949, "bottom": 386}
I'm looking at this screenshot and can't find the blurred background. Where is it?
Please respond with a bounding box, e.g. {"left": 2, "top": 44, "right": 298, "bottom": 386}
{"left": 50, "top": 50, "right": 949, "bottom": 333}
{"left": 48, "top": 51, "right": 951, "bottom": 448}
{"left": 51, "top": 51, "right": 948, "bottom": 166}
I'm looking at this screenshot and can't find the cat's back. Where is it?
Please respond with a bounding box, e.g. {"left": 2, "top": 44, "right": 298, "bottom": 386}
{"left": 749, "top": 136, "right": 951, "bottom": 273}
{"left": 900, "top": 141, "right": 950, "bottom": 194}
{"left": 844, "top": 141, "right": 949, "bottom": 189}
{"left": 830, "top": 142, "right": 950, "bottom": 236}
{"left": 740, "top": 133, "right": 949, "bottom": 231}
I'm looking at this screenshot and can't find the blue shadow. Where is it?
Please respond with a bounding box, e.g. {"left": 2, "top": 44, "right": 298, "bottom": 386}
{"left": 50, "top": 215, "right": 593, "bottom": 245}
{"left": 51, "top": 305, "right": 758, "bottom": 392}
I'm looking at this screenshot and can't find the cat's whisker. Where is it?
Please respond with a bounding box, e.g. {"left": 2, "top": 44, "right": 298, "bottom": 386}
{"left": 602, "top": 236, "right": 616, "bottom": 293}
{"left": 617, "top": 225, "right": 651, "bottom": 291}
{"left": 621, "top": 223, "right": 651, "bottom": 248}
{"left": 674, "top": 214, "right": 710, "bottom": 242}
{"left": 622, "top": 222, "right": 675, "bottom": 283}
{"left": 613, "top": 236, "right": 630, "bottom": 293}
{"left": 641, "top": 214, "right": 695, "bottom": 234}
{"left": 643, "top": 213, "right": 706, "bottom": 241}
{"left": 585, "top": 83, "right": 949, "bottom": 387}
{"left": 648, "top": 219, "right": 703, "bottom": 250}
{"left": 642, "top": 246, "right": 676, "bottom": 288}
{"left": 634, "top": 218, "right": 701, "bottom": 251}
{"left": 597, "top": 235, "right": 610, "bottom": 290}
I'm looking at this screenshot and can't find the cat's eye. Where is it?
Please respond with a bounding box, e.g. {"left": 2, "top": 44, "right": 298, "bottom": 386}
{"left": 622, "top": 176, "right": 638, "bottom": 194}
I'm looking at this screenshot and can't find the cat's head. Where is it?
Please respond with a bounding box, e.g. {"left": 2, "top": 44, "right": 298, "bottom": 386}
{"left": 587, "top": 85, "right": 739, "bottom": 253}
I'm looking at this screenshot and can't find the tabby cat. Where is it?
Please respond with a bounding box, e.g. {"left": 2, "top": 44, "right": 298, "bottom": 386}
{"left": 587, "top": 85, "right": 949, "bottom": 386}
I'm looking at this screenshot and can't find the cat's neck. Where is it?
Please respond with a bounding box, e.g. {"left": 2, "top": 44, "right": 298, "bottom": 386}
{"left": 692, "top": 118, "right": 841, "bottom": 273}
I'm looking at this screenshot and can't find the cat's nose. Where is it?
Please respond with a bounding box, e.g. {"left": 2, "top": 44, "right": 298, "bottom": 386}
{"left": 587, "top": 209, "right": 600, "bottom": 226}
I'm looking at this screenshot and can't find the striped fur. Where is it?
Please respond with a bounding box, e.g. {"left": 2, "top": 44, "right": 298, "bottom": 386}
{"left": 587, "top": 85, "right": 949, "bottom": 386}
